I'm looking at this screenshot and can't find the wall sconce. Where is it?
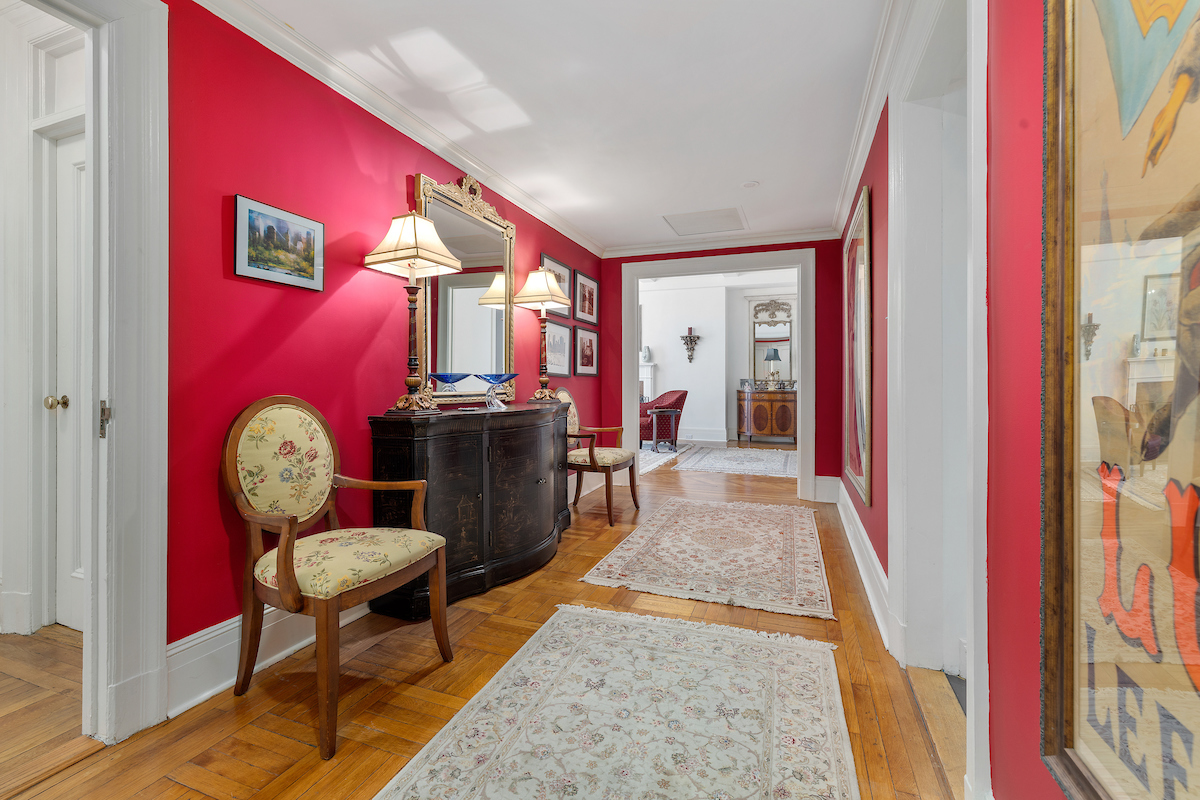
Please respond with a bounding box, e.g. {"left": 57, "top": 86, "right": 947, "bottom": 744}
{"left": 1081, "top": 312, "right": 1100, "bottom": 361}
{"left": 681, "top": 327, "right": 700, "bottom": 363}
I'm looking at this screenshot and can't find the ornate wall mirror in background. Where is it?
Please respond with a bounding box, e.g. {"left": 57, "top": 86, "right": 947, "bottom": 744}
{"left": 415, "top": 174, "right": 515, "bottom": 404}
{"left": 750, "top": 298, "right": 795, "bottom": 383}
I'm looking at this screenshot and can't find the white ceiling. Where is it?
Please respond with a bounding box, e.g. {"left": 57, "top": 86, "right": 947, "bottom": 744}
{"left": 251, "top": 0, "right": 885, "bottom": 254}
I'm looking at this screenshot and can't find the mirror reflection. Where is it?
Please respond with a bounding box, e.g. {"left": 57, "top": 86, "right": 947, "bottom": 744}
{"left": 422, "top": 190, "right": 508, "bottom": 396}
{"left": 753, "top": 321, "right": 792, "bottom": 382}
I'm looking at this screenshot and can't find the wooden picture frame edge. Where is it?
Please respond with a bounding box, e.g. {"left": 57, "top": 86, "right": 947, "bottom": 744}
{"left": 573, "top": 325, "right": 598, "bottom": 376}
{"left": 545, "top": 319, "right": 572, "bottom": 378}
{"left": 843, "top": 185, "right": 872, "bottom": 506}
{"left": 574, "top": 270, "right": 599, "bottom": 325}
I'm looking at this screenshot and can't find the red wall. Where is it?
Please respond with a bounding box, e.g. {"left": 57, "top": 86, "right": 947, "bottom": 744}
{"left": 167, "top": 1, "right": 603, "bottom": 643}
{"left": 597, "top": 240, "right": 843, "bottom": 477}
{"left": 988, "top": 1, "right": 1063, "bottom": 797}
{"left": 841, "top": 102, "right": 889, "bottom": 573}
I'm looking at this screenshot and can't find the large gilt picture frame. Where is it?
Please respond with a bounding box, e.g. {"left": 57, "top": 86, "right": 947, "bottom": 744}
{"left": 1042, "top": 2, "right": 1200, "bottom": 798}
{"left": 843, "top": 187, "right": 871, "bottom": 505}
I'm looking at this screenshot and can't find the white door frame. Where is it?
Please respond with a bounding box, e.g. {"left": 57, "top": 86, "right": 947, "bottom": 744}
{"left": 1, "top": 0, "right": 168, "bottom": 744}
{"left": 840, "top": 0, "right": 989, "bottom": 795}
{"left": 619, "top": 249, "right": 817, "bottom": 499}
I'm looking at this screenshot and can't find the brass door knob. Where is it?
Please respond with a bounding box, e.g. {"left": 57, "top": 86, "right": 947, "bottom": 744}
{"left": 44, "top": 395, "right": 69, "bottom": 410}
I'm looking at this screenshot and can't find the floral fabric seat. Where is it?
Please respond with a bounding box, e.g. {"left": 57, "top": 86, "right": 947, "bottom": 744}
{"left": 567, "top": 447, "right": 636, "bottom": 467}
{"left": 253, "top": 528, "right": 446, "bottom": 599}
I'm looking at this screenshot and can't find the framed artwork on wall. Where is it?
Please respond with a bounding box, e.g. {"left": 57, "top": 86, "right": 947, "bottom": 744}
{"left": 541, "top": 254, "right": 572, "bottom": 318}
{"left": 574, "top": 271, "right": 598, "bottom": 325}
{"left": 545, "top": 320, "right": 571, "bottom": 378}
{"left": 574, "top": 326, "right": 598, "bottom": 376}
{"left": 1141, "top": 272, "right": 1180, "bottom": 342}
{"left": 234, "top": 195, "right": 324, "bottom": 291}
{"left": 842, "top": 186, "right": 871, "bottom": 505}
{"left": 1042, "top": 2, "right": 1200, "bottom": 798}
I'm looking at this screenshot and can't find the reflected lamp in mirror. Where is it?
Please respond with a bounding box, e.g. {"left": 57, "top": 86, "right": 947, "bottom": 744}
{"left": 364, "top": 211, "right": 462, "bottom": 414}
{"left": 515, "top": 268, "right": 571, "bottom": 402}
{"left": 477, "top": 273, "right": 508, "bottom": 307}
{"left": 764, "top": 348, "right": 782, "bottom": 387}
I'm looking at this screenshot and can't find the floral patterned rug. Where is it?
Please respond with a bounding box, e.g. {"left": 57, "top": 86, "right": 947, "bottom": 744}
{"left": 672, "top": 446, "right": 798, "bottom": 477}
{"left": 581, "top": 498, "right": 834, "bottom": 619}
{"left": 374, "top": 606, "right": 858, "bottom": 800}
{"left": 638, "top": 443, "right": 692, "bottom": 475}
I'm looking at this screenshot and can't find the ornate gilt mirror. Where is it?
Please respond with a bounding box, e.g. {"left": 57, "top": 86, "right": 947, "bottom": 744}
{"left": 414, "top": 174, "right": 515, "bottom": 405}
{"left": 750, "top": 298, "right": 795, "bottom": 383}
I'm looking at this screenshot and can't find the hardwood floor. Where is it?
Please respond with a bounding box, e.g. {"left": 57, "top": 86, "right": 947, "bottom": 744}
{"left": 0, "top": 625, "right": 104, "bottom": 799}
{"left": 908, "top": 667, "right": 967, "bottom": 800}
{"left": 12, "top": 460, "right": 950, "bottom": 799}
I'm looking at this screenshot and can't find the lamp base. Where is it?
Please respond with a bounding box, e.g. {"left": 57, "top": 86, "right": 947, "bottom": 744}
{"left": 390, "top": 383, "right": 439, "bottom": 415}
{"left": 529, "top": 387, "right": 560, "bottom": 404}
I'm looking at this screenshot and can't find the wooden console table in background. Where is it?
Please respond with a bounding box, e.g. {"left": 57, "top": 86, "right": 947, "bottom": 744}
{"left": 737, "top": 389, "right": 797, "bottom": 443}
{"left": 368, "top": 403, "right": 570, "bottom": 620}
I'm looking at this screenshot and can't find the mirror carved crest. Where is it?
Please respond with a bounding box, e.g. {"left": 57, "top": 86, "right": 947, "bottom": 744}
{"left": 753, "top": 299, "right": 793, "bottom": 327}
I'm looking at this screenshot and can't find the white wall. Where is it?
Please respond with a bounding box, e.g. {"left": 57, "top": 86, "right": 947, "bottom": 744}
{"left": 724, "top": 286, "right": 798, "bottom": 439}
{"left": 639, "top": 285, "right": 728, "bottom": 442}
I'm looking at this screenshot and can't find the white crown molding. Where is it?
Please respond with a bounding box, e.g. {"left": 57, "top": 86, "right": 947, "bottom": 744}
{"left": 190, "top": 0, "right": 606, "bottom": 257}
{"left": 601, "top": 228, "right": 839, "bottom": 260}
{"left": 831, "top": 0, "right": 909, "bottom": 233}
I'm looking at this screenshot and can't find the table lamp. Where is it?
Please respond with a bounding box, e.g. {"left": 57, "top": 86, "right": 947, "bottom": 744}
{"left": 514, "top": 268, "right": 571, "bottom": 402}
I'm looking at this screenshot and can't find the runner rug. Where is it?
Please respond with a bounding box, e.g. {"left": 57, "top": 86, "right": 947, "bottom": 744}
{"left": 581, "top": 497, "right": 834, "bottom": 619}
{"left": 638, "top": 443, "right": 691, "bottom": 475}
{"left": 374, "top": 605, "right": 858, "bottom": 800}
{"left": 672, "top": 445, "right": 798, "bottom": 477}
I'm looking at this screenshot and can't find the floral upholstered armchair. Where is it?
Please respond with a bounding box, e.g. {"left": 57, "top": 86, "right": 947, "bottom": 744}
{"left": 222, "top": 395, "right": 453, "bottom": 759}
{"left": 556, "top": 387, "right": 640, "bottom": 526}
{"left": 639, "top": 390, "right": 688, "bottom": 449}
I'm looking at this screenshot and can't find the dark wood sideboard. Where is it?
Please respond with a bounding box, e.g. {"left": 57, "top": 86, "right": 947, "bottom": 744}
{"left": 736, "top": 389, "right": 797, "bottom": 442}
{"left": 367, "top": 403, "right": 570, "bottom": 620}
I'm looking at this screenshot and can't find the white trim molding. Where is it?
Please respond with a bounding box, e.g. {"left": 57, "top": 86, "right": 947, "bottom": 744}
{"left": 601, "top": 228, "right": 839, "bottom": 260}
{"left": 167, "top": 607, "right": 369, "bottom": 718}
{"left": 815, "top": 476, "right": 841, "bottom": 504}
{"left": 836, "top": 481, "right": 891, "bottom": 653}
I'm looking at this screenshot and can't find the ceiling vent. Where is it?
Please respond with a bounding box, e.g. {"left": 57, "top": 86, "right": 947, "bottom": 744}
{"left": 663, "top": 207, "right": 746, "bottom": 237}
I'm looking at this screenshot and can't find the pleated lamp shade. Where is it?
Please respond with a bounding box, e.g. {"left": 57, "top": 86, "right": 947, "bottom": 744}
{"left": 514, "top": 268, "right": 570, "bottom": 311}
{"left": 364, "top": 211, "right": 462, "bottom": 279}
{"left": 764, "top": 348, "right": 782, "bottom": 362}
{"left": 478, "top": 273, "right": 508, "bottom": 307}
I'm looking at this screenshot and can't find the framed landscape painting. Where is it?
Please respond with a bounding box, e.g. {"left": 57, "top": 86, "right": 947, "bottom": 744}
{"left": 545, "top": 320, "right": 571, "bottom": 378}
{"left": 843, "top": 186, "right": 871, "bottom": 505}
{"left": 541, "top": 254, "right": 572, "bottom": 318}
{"left": 1042, "top": 2, "right": 1200, "bottom": 798}
{"left": 235, "top": 195, "right": 324, "bottom": 291}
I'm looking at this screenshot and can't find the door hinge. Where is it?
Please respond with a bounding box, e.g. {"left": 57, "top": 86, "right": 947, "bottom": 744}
{"left": 99, "top": 400, "right": 112, "bottom": 438}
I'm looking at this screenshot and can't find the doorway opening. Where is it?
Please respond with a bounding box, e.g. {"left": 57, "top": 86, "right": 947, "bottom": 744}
{"left": 0, "top": 1, "right": 106, "bottom": 790}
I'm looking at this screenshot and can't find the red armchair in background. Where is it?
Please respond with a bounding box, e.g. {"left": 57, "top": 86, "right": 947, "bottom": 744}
{"left": 639, "top": 390, "right": 688, "bottom": 449}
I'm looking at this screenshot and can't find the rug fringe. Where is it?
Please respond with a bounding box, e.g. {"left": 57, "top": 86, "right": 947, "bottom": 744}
{"left": 577, "top": 576, "right": 836, "bottom": 620}
{"left": 553, "top": 603, "right": 838, "bottom": 652}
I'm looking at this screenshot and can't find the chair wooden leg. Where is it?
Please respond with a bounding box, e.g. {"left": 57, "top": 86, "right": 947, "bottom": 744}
{"left": 314, "top": 599, "right": 341, "bottom": 759}
{"left": 604, "top": 469, "right": 614, "bottom": 526}
{"left": 573, "top": 468, "right": 584, "bottom": 505}
{"left": 628, "top": 464, "right": 640, "bottom": 509}
{"left": 234, "top": 576, "right": 263, "bottom": 696}
{"left": 429, "top": 547, "right": 453, "bottom": 663}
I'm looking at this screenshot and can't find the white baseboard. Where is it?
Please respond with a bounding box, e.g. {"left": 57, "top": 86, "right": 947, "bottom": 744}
{"left": 166, "top": 604, "right": 370, "bottom": 718}
{"left": 0, "top": 590, "right": 34, "bottom": 635}
{"left": 678, "top": 426, "right": 728, "bottom": 442}
{"left": 109, "top": 664, "right": 167, "bottom": 744}
{"left": 836, "top": 480, "right": 890, "bottom": 652}
{"left": 815, "top": 476, "right": 841, "bottom": 503}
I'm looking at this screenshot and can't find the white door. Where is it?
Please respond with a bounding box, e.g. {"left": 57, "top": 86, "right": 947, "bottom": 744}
{"left": 52, "top": 131, "right": 87, "bottom": 631}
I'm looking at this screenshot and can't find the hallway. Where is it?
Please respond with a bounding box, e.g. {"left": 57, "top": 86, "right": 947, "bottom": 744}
{"left": 9, "top": 461, "right": 955, "bottom": 799}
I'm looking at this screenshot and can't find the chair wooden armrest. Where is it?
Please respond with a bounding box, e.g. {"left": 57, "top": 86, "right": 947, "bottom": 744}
{"left": 233, "top": 494, "right": 304, "bottom": 612}
{"left": 580, "top": 425, "right": 624, "bottom": 448}
{"left": 332, "top": 475, "right": 427, "bottom": 530}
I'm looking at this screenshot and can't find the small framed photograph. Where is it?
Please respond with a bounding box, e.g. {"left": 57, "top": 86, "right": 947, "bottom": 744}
{"left": 541, "top": 254, "right": 572, "bottom": 318}
{"left": 740, "top": 378, "right": 753, "bottom": 390}
{"left": 235, "top": 195, "right": 324, "bottom": 291}
{"left": 545, "top": 320, "right": 571, "bottom": 378}
{"left": 574, "top": 271, "right": 598, "bottom": 325}
{"left": 574, "top": 326, "right": 598, "bottom": 376}
{"left": 1141, "top": 272, "right": 1180, "bottom": 342}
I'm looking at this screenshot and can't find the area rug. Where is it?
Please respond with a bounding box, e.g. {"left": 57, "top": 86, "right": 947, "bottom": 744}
{"left": 638, "top": 443, "right": 692, "bottom": 475}
{"left": 374, "top": 605, "right": 858, "bottom": 800}
{"left": 581, "top": 497, "right": 834, "bottom": 619}
{"left": 673, "top": 445, "right": 798, "bottom": 478}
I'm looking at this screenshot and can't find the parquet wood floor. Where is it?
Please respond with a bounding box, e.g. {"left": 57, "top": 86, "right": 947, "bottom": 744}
{"left": 12, "top": 451, "right": 950, "bottom": 799}
{"left": 0, "top": 625, "right": 104, "bottom": 799}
